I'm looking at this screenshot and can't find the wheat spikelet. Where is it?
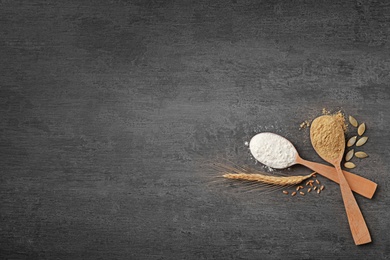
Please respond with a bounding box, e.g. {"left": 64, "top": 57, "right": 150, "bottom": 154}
{"left": 223, "top": 172, "right": 313, "bottom": 186}
{"left": 207, "top": 161, "right": 314, "bottom": 191}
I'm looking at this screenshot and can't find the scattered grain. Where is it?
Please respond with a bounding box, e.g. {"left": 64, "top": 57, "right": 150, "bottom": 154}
{"left": 320, "top": 185, "right": 325, "bottom": 191}
{"left": 355, "top": 151, "right": 368, "bottom": 158}
{"left": 356, "top": 136, "right": 368, "bottom": 147}
{"left": 291, "top": 192, "right": 297, "bottom": 196}
{"left": 315, "top": 180, "right": 320, "bottom": 185}
{"left": 308, "top": 188, "right": 312, "bottom": 193}
{"left": 296, "top": 186, "right": 301, "bottom": 191}
{"left": 300, "top": 191, "right": 305, "bottom": 196}
{"left": 283, "top": 190, "right": 288, "bottom": 195}
{"left": 313, "top": 186, "right": 317, "bottom": 190}
{"left": 317, "top": 189, "right": 321, "bottom": 194}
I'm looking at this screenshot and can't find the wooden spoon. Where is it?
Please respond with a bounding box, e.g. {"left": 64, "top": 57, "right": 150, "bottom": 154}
{"left": 310, "top": 115, "right": 371, "bottom": 245}
{"left": 249, "top": 133, "right": 377, "bottom": 199}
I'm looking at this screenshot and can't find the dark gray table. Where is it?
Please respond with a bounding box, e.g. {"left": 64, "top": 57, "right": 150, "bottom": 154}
{"left": 1, "top": 1, "right": 389, "bottom": 259}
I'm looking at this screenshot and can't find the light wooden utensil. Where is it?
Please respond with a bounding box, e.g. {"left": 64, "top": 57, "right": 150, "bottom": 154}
{"left": 294, "top": 156, "right": 376, "bottom": 199}
{"left": 310, "top": 115, "right": 371, "bottom": 245}
{"left": 250, "top": 133, "right": 377, "bottom": 199}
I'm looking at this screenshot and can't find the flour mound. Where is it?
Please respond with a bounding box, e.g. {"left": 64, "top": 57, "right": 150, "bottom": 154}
{"left": 249, "top": 132, "right": 297, "bottom": 169}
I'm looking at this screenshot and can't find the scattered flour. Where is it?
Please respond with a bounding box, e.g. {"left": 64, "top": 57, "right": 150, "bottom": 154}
{"left": 249, "top": 132, "right": 297, "bottom": 169}
{"left": 264, "top": 165, "right": 274, "bottom": 172}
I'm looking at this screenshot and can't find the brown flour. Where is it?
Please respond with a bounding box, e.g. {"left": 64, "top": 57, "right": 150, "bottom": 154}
{"left": 310, "top": 115, "right": 345, "bottom": 160}
{"left": 332, "top": 111, "right": 347, "bottom": 132}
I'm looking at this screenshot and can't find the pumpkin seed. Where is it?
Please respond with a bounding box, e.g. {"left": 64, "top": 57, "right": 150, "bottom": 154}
{"left": 345, "top": 149, "right": 354, "bottom": 161}
{"left": 356, "top": 136, "right": 368, "bottom": 146}
{"left": 355, "top": 151, "right": 368, "bottom": 158}
{"left": 347, "top": 136, "right": 357, "bottom": 147}
{"left": 349, "top": 116, "right": 358, "bottom": 127}
{"left": 344, "top": 162, "right": 356, "bottom": 169}
{"left": 358, "top": 123, "right": 366, "bottom": 136}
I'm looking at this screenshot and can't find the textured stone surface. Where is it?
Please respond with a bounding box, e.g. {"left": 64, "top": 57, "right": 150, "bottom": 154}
{"left": 1, "top": 0, "right": 390, "bottom": 259}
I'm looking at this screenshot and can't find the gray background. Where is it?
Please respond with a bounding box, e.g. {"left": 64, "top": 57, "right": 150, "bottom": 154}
{"left": 1, "top": 0, "right": 390, "bottom": 259}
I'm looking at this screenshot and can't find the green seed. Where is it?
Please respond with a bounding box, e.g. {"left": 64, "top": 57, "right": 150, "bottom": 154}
{"left": 347, "top": 136, "right": 357, "bottom": 147}
{"left": 349, "top": 116, "right": 358, "bottom": 127}
{"left": 345, "top": 149, "right": 354, "bottom": 161}
{"left": 344, "top": 162, "right": 356, "bottom": 169}
{"left": 355, "top": 151, "right": 368, "bottom": 158}
{"left": 358, "top": 123, "right": 366, "bottom": 136}
{"left": 356, "top": 136, "right": 368, "bottom": 147}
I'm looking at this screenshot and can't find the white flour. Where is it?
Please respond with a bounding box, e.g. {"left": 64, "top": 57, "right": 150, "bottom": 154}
{"left": 249, "top": 132, "right": 297, "bottom": 169}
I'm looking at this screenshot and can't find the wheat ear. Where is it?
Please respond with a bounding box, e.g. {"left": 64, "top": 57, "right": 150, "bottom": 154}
{"left": 223, "top": 172, "right": 314, "bottom": 186}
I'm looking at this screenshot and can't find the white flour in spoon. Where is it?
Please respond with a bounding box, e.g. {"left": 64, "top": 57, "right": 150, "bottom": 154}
{"left": 249, "top": 132, "right": 297, "bottom": 169}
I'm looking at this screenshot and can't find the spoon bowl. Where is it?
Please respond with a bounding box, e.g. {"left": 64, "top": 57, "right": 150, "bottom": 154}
{"left": 310, "top": 115, "right": 345, "bottom": 164}
{"left": 249, "top": 132, "right": 297, "bottom": 169}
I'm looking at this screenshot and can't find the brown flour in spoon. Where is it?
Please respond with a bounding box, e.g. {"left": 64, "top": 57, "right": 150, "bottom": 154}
{"left": 311, "top": 114, "right": 346, "bottom": 160}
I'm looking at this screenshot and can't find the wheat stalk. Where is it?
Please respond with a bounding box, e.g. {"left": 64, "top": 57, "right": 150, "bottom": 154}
{"left": 208, "top": 161, "right": 314, "bottom": 188}
{"left": 223, "top": 172, "right": 313, "bottom": 186}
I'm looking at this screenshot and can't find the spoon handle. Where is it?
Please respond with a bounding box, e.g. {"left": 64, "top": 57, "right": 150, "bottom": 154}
{"left": 335, "top": 164, "right": 371, "bottom": 245}
{"left": 296, "top": 157, "right": 377, "bottom": 199}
